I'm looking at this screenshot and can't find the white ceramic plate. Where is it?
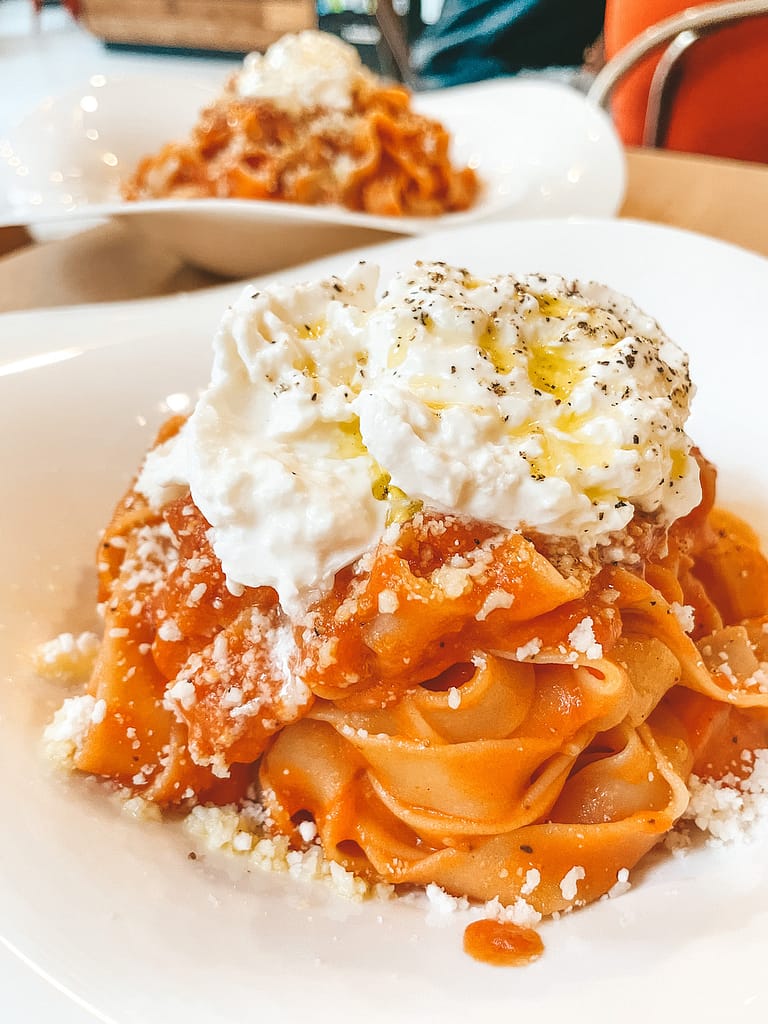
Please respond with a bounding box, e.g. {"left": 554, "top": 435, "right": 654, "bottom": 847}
{"left": 2, "top": 219, "right": 768, "bottom": 1024}
{"left": 0, "top": 73, "right": 625, "bottom": 275}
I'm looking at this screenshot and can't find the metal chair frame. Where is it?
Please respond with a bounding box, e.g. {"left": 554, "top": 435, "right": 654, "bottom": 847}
{"left": 588, "top": 0, "right": 768, "bottom": 147}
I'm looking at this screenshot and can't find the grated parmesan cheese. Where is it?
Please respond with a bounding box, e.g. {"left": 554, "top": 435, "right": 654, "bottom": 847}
{"left": 425, "top": 883, "right": 470, "bottom": 916}
{"left": 559, "top": 865, "right": 586, "bottom": 901}
{"left": 481, "top": 895, "right": 542, "bottom": 929}
{"left": 121, "top": 794, "right": 162, "bottom": 822}
{"left": 377, "top": 589, "right": 399, "bottom": 614}
{"left": 90, "top": 698, "right": 107, "bottom": 725}
{"left": 607, "top": 868, "right": 632, "bottom": 899}
{"left": 34, "top": 631, "right": 100, "bottom": 683}
{"left": 431, "top": 565, "right": 471, "bottom": 600}
{"left": 297, "top": 819, "right": 318, "bottom": 843}
{"left": 43, "top": 694, "right": 97, "bottom": 763}
{"left": 166, "top": 678, "right": 197, "bottom": 711}
{"left": 187, "top": 582, "right": 208, "bottom": 607}
{"left": 681, "top": 749, "right": 768, "bottom": 843}
{"left": 515, "top": 637, "right": 542, "bottom": 661}
{"left": 567, "top": 618, "right": 603, "bottom": 660}
{"left": 184, "top": 803, "right": 369, "bottom": 900}
{"left": 669, "top": 601, "right": 695, "bottom": 634}
{"left": 476, "top": 588, "right": 515, "bottom": 622}
{"left": 520, "top": 868, "right": 541, "bottom": 896}
{"left": 157, "top": 619, "right": 182, "bottom": 642}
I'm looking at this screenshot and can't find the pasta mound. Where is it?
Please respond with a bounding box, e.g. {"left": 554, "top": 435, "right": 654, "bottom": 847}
{"left": 58, "top": 436, "right": 768, "bottom": 919}
{"left": 121, "top": 78, "right": 479, "bottom": 217}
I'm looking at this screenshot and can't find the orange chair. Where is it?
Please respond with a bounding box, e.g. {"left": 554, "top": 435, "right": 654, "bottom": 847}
{"left": 593, "top": 0, "right": 768, "bottom": 163}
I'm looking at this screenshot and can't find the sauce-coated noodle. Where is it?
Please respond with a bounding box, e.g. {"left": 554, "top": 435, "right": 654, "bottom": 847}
{"left": 41, "top": 268, "right": 768, "bottom": 963}
{"left": 56, "top": 447, "right": 768, "bottom": 923}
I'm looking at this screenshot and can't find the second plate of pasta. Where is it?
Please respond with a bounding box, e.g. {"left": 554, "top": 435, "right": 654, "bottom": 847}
{"left": 0, "top": 72, "right": 625, "bottom": 275}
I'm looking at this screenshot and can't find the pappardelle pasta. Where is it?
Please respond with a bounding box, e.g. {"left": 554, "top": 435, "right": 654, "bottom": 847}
{"left": 42, "top": 261, "right": 768, "bottom": 964}
{"left": 122, "top": 32, "right": 479, "bottom": 218}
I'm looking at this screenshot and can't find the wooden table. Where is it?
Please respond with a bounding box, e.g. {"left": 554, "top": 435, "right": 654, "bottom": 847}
{"left": 620, "top": 147, "right": 768, "bottom": 258}
{"left": 1, "top": 146, "right": 767, "bottom": 314}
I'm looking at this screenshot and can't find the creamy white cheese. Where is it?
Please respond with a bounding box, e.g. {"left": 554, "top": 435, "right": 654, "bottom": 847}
{"left": 234, "top": 30, "right": 372, "bottom": 113}
{"left": 138, "top": 262, "right": 384, "bottom": 611}
{"left": 137, "top": 261, "right": 701, "bottom": 613}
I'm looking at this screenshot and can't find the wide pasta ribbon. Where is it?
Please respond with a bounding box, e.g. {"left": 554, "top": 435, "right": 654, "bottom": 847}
{"left": 63, "top": 432, "right": 768, "bottom": 931}
{"left": 262, "top": 694, "right": 690, "bottom": 912}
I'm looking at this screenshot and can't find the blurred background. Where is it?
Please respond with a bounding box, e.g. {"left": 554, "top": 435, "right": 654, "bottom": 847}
{"left": 2, "top": 0, "right": 767, "bottom": 272}
{"left": 4, "top": 0, "right": 768, "bottom": 161}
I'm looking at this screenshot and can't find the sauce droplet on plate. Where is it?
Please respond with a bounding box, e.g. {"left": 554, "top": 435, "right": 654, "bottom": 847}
{"left": 463, "top": 919, "right": 544, "bottom": 966}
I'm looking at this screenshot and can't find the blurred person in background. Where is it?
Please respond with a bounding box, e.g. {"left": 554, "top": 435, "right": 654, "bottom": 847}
{"left": 411, "top": 0, "right": 606, "bottom": 89}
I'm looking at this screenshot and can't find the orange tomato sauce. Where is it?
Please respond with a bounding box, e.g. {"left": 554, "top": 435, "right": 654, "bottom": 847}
{"left": 463, "top": 919, "right": 545, "bottom": 967}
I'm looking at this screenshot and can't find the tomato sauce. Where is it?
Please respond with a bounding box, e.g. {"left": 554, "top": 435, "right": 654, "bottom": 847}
{"left": 463, "top": 919, "right": 544, "bottom": 967}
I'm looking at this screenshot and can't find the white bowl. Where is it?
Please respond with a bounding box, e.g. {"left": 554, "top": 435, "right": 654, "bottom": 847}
{"left": 0, "top": 74, "right": 626, "bottom": 276}
{"left": 2, "top": 218, "right": 768, "bottom": 1023}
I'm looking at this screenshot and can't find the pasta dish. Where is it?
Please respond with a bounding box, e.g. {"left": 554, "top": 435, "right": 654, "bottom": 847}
{"left": 41, "top": 261, "right": 768, "bottom": 964}
{"left": 122, "top": 32, "right": 479, "bottom": 218}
